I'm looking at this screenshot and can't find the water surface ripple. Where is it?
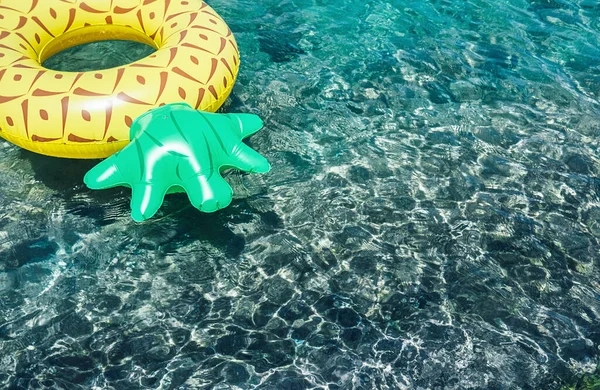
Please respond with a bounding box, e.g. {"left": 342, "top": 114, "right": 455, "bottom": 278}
{"left": 2, "top": 0, "right": 600, "bottom": 389}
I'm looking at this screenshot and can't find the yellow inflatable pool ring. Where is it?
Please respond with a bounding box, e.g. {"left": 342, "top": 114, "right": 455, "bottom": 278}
{"left": 0, "top": 0, "right": 239, "bottom": 158}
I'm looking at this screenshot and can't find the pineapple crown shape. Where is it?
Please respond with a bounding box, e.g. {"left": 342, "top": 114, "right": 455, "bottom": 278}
{"left": 84, "top": 102, "right": 270, "bottom": 222}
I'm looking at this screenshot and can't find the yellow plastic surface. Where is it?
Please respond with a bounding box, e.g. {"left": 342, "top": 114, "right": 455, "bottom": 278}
{"left": 0, "top": 0, "right": 240, "bottom": 158}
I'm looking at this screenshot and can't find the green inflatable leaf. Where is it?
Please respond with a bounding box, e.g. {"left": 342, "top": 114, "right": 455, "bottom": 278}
{"left": 84, "top": 102, "right": 270, "bottom": 222}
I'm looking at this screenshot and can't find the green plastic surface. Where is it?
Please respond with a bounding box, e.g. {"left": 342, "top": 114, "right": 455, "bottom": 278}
{"left": 84, "top": 103, "right": 270, "bottom": 222}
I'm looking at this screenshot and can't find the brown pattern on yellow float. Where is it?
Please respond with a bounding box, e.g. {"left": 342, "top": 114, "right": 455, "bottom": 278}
{"left": 0, "top": 0, "right": 239, "bottom": 158}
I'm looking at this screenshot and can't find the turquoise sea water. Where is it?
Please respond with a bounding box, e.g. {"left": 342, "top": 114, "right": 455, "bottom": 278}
{"left": 2, "top": 0, "right": 600, "bottom": 388}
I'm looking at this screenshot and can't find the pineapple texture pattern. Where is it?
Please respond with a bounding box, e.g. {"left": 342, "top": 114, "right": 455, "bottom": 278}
{"left": 0, "top": 0, "right": 240, "bottom": 158}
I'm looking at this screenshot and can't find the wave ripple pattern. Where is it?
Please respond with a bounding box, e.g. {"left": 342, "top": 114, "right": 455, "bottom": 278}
{"left": 1, "top": 0, "right": 600, "bottom": 389}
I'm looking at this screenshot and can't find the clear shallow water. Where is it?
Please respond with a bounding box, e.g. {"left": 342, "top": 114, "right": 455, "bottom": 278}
{"left": 2, "top": 0, "right": 600, "bottom": 389}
